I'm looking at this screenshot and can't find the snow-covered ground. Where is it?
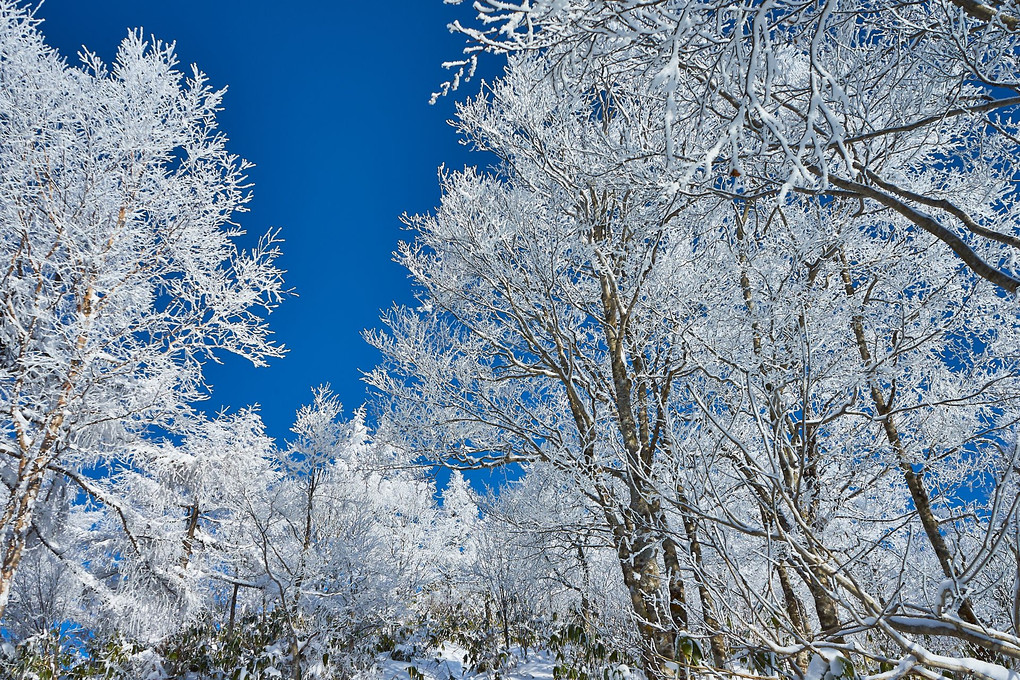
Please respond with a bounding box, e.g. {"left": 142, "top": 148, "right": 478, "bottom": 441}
{"left": 374, "top": 644, "right": 556, "bottom": 680}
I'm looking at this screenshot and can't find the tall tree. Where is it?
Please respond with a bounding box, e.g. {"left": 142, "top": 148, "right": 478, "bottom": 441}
{"left": 369, "top": 56, "right": 718, "bottom": 674}
{"left": 0, "top": 2, "right": 285, "bottom": 620}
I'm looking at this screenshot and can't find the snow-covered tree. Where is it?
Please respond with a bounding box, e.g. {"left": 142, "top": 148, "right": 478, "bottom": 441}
{"left": 445, "top": 0, "right": 1020, "bottom": 292}
{"left": 368, "top": 56, "right": 721, "bottom": 672}
{"left": 369, "top": 11, "right": 1020, "bottom": 676}
{"left": 238, "top": 388, "right": 440, "bottom": 679}
{"left": 0, "top": 1, "right": 285, "bottom": 621}
{"left": 103, "top": 409, "right": 278, "bottom": 638}
{"left": 439, "top": 471, "right": 479, "bottom": 574}
{"left": 479, "top": 466, "right": 634, "bottom": 646}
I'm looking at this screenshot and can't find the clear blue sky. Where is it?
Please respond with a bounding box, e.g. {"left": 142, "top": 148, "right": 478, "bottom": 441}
{"left": 35, "top": 0, "right": 503, "bottom": 446}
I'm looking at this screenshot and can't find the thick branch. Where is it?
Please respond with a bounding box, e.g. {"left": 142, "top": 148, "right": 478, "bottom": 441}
{"left": 825, "top": 172, "right": 1020, "bottom": 292}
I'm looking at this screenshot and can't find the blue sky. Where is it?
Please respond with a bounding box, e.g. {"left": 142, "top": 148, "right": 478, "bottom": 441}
{"left": 35, "top": 0, "right": 503, "bottom": 446}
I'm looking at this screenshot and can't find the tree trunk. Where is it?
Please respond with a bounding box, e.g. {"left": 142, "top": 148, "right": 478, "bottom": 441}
{"left": 839, "top": 250, "right": 982, "bottom": 628}
{"left": 577, "top": 543, "right": 593, "bottom": 622}
{"left": 661, "top": 533, "right": 689, "bottom": 632}
{"left": 679, "top": 510, "right": 727, "bottom": 667}
{"left": 180, "top": 503, "right": 200, "bottom": 570}
{"left": 228, "top": 582, "right": 240, "bottom": 634}
{"left": 290, "top": 636, "right": 303, "bottom": 680}
{"left": 607, "top": 505, "right": 676, "bottom": 680}
{"left": 0, "top": 469, "right": 45, "bottom": 620}
{"left": 777, "top": 561, "right": 810, "bottom": 671}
